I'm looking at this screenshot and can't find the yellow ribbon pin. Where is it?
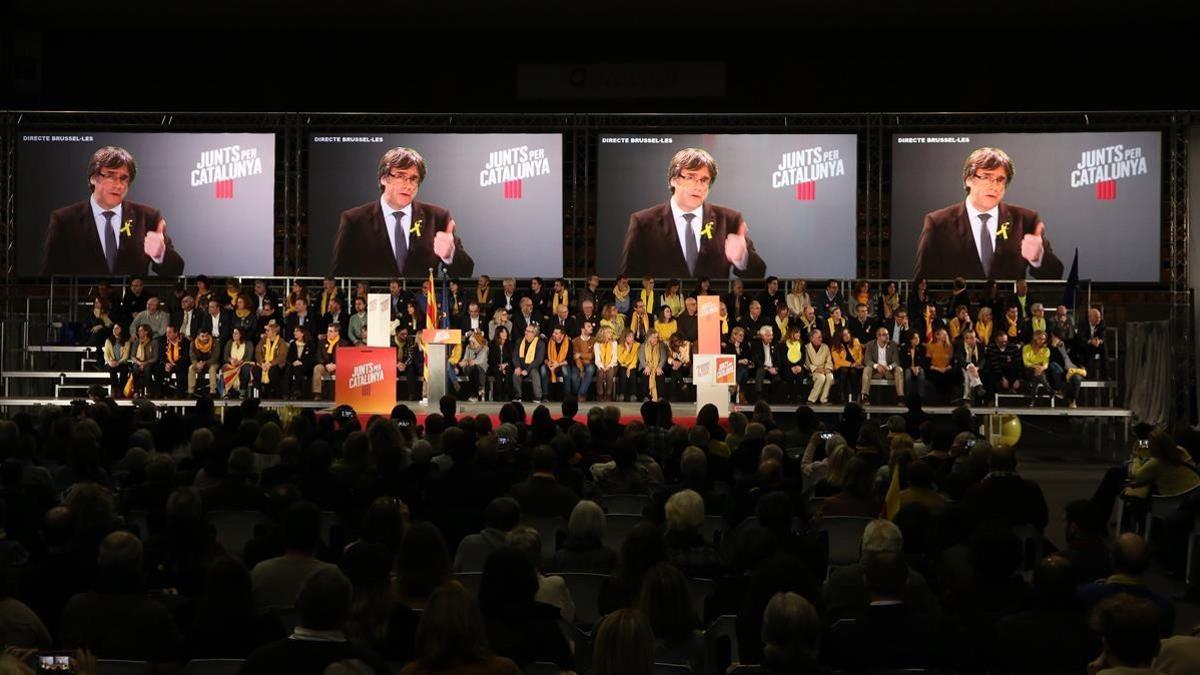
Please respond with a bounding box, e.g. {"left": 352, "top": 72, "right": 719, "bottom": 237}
{"left": 121, "top": 220, "right": 133, "bottom": 237}
{"left": 409, "top": 219, "right": 422, "bottom": 237}
{"left": 997, "top": 222, "right": 1010, "bottom": 241}
{"left": 701, "top": 222, "right": 714, "bottom": 240}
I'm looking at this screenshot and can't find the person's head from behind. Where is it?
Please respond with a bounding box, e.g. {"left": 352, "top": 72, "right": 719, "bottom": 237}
{"left": 396, "top": 522, "right": 451, "bottom": 600}
{"left": 860, "top": 518, "right": 903, "bottom": 560}
{"left": 568, "top": 500, "right": 606, "bottom": 544}
{"left": 1065, "top": 499, "right": 1107, "bottom": 544}
{"left": 593, "top": 608, "right": 655, "bottom": 675}
{"left": 504, "top": 526, "right": 544, "bottom": 572}
{"left": 1111, "top": 533, "right": 1150, "bottom": 577}
{"left": 282, "top": 501, "right": 322, "bottom": 555}
{"left": 619, "top": 523, "right": 667, "bottom": 589}
{"left": 841, "top": 456, "right": 874, "bottom": 499}
{"left": 296, "top": 566, "right": 352, "bottom": 632}
{"left": 1031, "top": 555, "right": 1079, "bottom": 610}
{"left": 415, "top": 584, "right": 492, "bottom": 669}
{"left": 761, "top": 591, "right": 821, "bottom": 670}
{"left": 1094, "top": 593, "right": 1162, "bottom": 668}
{"left": 638, "top": 562, "right": 696, "bottom": 642}
{"left": 988, "top": 443, "right": 1017, "bottom": 473}
{"left": 483, "top": 497, "right": 521, "bottom": 534}
{"left": 98, "top": 530, "right": 143, "bottom": 577}
{"left": 478, "top": 546, "right": 538, "bottom": 615}
{"left": 665, "top": 489, "right": 705, "bottom": 535}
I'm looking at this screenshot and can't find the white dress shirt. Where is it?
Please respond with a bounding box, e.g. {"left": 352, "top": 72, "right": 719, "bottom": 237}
{"left": 964, "top": 199, "right": 999, "bottom": 266}
{"left": 381, "top": 197, "right": 413, "bottom": 257}
{"left": 91, "top": 197, "right": 123, "bottom": 262}
{"left": 670, "top": 199, "right": 749, "bottom": 270}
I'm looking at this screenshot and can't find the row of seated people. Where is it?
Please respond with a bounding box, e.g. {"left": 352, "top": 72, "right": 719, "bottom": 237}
{"left": 0, "top": 393, "right": 1195, "bottom": 675}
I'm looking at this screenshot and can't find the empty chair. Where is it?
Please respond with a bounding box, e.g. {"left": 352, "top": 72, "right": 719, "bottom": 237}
{"left": 820, "top": 516, "right": 872, "bottom": 567}
{"left": 704, "top": 615, "right": 739, "bottom": 675}
{"left": 600, "top": 494, "right": 652, "bottom": 515}
{"left": 685, "top": 577, "right": 714, "bottom": 625}
{"left": 183, "top": 659, "right": 245, "bottom": 675}
{"left": 558, "top": 572, "right": 607, "bottom": 629}
{"left": 523, "top": 515, "right": 565, "bottom": 561}
{"left": 602, "top": 513, "right": 646, "bottom": 552}
{"left": 205, "top": 510, "right": 272, "bottom": 560}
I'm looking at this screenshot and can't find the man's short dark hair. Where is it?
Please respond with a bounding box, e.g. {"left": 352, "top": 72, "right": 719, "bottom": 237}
{"left": 531, "top": 445, "right": 557, "bottom": 473}
{"left": 282, "top": 501, "right": 322, "bottom": 553}
{"left": 1095, "top": 594, "right": 1162, "bottom": 666}
{"left": 296, "top": 567, "right": 353, "bottom": 631}
{"left": 1065, "top": 499, "right": 1107, "bottom": 538}
{"left": 439, "top": 395, "right": 457, "bottom": 421}
{"left": 1111, "top": 534, "right": 1150, "bottom": 575}
{"left": 483, "top": 497, "right": 521, "bottom": 531}
{"left": 87, "top": 146, "right": 137, "bottom": 191}
{"left": 561, "top": 396, "right": 579, "bottom": 420}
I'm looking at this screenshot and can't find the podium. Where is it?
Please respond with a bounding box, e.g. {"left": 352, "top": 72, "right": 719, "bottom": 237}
{"left": 335, "top": 346, "right": 397, "bottom": 415}
{"left": 422, "top": 328, "right": 462, "bottom": 404}
{"left": 694, "top": 295, "right": 731, "bottom": 416}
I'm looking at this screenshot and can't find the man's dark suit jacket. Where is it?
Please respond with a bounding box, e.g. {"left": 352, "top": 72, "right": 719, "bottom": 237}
{"left": 199, "top": 310, "right": 233, "bottom": 344}
{"left": 913, "top": 202, "right": 1064, "bottom": 280}
{"left": 171, "top": 308, "right": 204, "bottom": 340}
{"left": 330, "top": 200, "right": 474, "bottom": 278}
{"left": 42, "top": 200, "right": 185, "bottom": 277}
{"left": 618, "top": 202, "right": 766, "bottom": 279}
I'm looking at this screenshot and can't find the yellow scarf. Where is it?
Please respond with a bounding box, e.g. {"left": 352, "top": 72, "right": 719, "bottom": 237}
{"left": 325, "top": 334, "right": 340, "bottom": 354}
{"left": 655, "top": 319, "right": 677, "bottom": 343}
{"left": 194, "top": 334, "right": 213, "bottom": 354}
{"left": 640, "top": 288, "right": 656, "bottom": 315}
{"left": 618, "top": 340, "right": 639, "bottom": 372}
{"left": 227, "top": 289, "right": 240, "bottom": 303}
{"left": 612, "top": 284, "right": 630, "bottom": 301}
{"left": 1006, "top": 317, "right": 1020, "bottom": 337}
{"left": 600, "top": 341, "right": 614, "bottom": 367}
{"left": 645, "top": 341, "right": 662, "bottom": 400}
{"left": 776, "top": 316, "right": 789, "bottom": 336}
{"left": 166, "top": 340, "right": 181, "bottom": 364}
{"left": 476, "top": 286, "right": 491, "bottom": 305}
{"left": 449, "top": 342, "right": 463, "bottom": 366}
{"left": 321, "top": 290, "right": 335, "bottom": 315}
{"left": 976, "top": 320, "right": 993, "bottom": 344}
{"left": 551, "top": 289, "right": 569, "bottom": 314}
{"left": 262, "top": 336, "right": 280, "bottom": 383}
{"left": 720, "top": 316, "right": 729, "bottom": 335}
{"left": 547, "top": 338, "right": 570, "bottom": 382}
{"left": 235, "top": 308, "right": 251, "bottom": 319}
{"left": 786, "top": 340, "right": 803, "bottom": 364}
{"left": 1032, "top": 317, "right": 1046, "bottom": 333}
{"left": 519, "top": 336, "right": 540, "bottom": 365}
{"left": 136, "top": 338, "right": 150, "bottom": 362}
{"left": 230, "top": 341, "right": 246, "bottom": 362}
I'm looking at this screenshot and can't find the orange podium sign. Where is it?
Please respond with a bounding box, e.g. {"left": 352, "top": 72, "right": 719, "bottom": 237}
{"left": 697, "top": 295, "right": 721, "bottom": 355}
{"left": 421, "top": 328, "right": 462, "bottom": 345}
{"left": 335, "top": 346, "right": 397, "bottom": 415}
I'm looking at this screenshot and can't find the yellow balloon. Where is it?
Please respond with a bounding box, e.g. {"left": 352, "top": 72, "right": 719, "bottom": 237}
{"left": 989, "top": 413, "right": 1022, "bottom": 447}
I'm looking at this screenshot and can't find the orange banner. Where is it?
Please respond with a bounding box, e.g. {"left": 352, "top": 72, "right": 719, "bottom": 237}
{"left": 698, "top": 295, "right": 721, "bottom": 355}
{"left": 336, "top": 346, "right": 397, "bottom": 415}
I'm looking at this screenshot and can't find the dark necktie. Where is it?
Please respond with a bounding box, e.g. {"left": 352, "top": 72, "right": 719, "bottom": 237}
{"left": 682, "top": 213, "right": 698, "bottom": 273}
{"left": 102, "top": 211, "right": 118, "bottom": 272}
{"left": 978, "top": 213, "right": 994, "bottom": 276}
{"left": 393, "top": 211, "right": 408, "bottom": 274}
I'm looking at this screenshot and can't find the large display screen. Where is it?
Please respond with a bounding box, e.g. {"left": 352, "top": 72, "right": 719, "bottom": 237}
{"left": 890, "top": 131, "right": 1161, "bottom": 282}
{"left": 17, "top": 132, "right": 276, "bottom": 277}
{"left": 595, "top": 133, "right": 858, "bottom": 279}
{"left": 307, "top": 133, "right": 564, "bottom": 278}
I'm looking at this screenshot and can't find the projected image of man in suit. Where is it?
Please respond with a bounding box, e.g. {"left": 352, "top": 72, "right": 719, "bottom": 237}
{"left": 41, "top": 146, "right": 185, "bottom": 277}
{"left": 913, "top": 146, "right": 1063, "bottom": 280}
{"left": 331, "top": 146, "right": 474, "bottom": 278}
{"left": 618, "top": 147, "right": 766, "bottom": 279}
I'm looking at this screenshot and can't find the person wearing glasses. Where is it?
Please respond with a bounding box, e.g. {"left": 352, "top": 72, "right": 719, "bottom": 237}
{"left": 912, "top": 146, "right": 1063, "bottom": 280}
{"left": 617, "top": 147, "right": 766, "bottom": 279}
{"left": 330, "top": 146, "right": 474, "bottom": 278}
{"left": 42, "top": 146, "right": 185, "bottom": 276}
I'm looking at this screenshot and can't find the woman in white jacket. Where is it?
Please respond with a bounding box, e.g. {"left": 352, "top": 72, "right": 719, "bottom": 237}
{"left": 593, "top": 326, "right": 619, "bottom": 402}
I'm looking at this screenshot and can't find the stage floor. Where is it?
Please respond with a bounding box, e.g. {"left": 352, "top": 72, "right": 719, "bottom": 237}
{"left": 0, "top": 396, "right": 1134, "bottom": 419}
